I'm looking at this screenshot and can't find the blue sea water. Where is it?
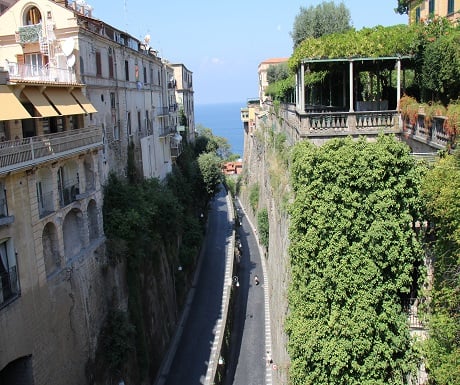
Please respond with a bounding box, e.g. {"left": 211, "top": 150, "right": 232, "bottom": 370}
{"left": 194, "top": 102, "right": 245, "bottom": 158}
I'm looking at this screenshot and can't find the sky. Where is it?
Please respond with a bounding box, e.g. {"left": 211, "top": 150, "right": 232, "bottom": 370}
{"left": 86, "top": 1, "right": 407, "bottom": 105}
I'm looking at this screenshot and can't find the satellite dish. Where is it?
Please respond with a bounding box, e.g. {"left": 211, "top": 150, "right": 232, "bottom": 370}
{"left": 61, "top": 38, "right": 74, "bottom": 56}
{"left": 66, "top": 54, "right": 76, "bottom": 68}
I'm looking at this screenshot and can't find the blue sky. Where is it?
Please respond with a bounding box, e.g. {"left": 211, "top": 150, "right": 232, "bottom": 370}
{"left": 87, "top": 1, "right": 407, "bottom": 105}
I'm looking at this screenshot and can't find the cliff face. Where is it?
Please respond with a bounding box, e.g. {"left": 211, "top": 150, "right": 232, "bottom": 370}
{"left": 239, "top": 111, "right": 291, "bottom": 385}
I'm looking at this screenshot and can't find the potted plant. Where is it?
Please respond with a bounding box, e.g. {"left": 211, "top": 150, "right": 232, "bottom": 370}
{"left": 424, "top": 101, "right": 447, "bottom": 127}
{"left": 399, "top": 95, "right": 419, "bottom": 127}
{"left": 444, "top": 99, "right": 460, "bottom": 138}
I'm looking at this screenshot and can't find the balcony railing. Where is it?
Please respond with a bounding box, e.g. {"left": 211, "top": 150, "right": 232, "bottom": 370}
{"left": 0, "top": 265, "right": 20, "bottom": 308}
{"left": 159, "top": 126, "right": 176, "bottom": 138}
{"left": 7, "top": 62, "right": 77, "bottom": 83}
{"left": 403, "top": 114, "right": 450, "bottom": 149}
{"left": 0, "top": 126, "right": 103, "bottom": 174}
{"left": 156, "top": 107, "right": 170, "bottom": 117}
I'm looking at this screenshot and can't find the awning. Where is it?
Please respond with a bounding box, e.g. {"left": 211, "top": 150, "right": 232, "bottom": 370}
{"left": 43, "top": 88, "right": 86, "bottom": 115}
{"left": 71, "top": 89, "right": 97, "bottom": 114}
{"left": 22, "top": 87, "right": 60, "bottom": 118}
{"left": 0, "top": 85, "right": 32, "bottom": 121}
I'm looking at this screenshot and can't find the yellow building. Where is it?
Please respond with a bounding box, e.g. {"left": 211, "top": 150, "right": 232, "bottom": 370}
{"left": 408, "top": 0, "right": 459, "bottom": 23}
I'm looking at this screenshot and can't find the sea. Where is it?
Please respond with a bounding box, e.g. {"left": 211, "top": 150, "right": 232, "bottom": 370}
{"left": 194, "top": 102, "right": 246, "bottom": 159}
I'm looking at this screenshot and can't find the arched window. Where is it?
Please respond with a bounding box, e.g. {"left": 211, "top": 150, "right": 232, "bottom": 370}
{"left": 24, "top": 6, "right": 42, "bottom": 25}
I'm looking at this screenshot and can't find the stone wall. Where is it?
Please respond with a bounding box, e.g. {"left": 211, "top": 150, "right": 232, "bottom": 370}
{"left": 239, "top": 112, "right": 291, "bottom": 384}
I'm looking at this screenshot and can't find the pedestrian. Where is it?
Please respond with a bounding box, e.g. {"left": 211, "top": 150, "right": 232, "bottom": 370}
{"left": 254, "top": 275, "right": 259, "bottom": 285}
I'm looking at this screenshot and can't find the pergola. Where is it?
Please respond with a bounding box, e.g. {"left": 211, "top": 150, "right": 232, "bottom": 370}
{"left": 295, "top": 56, "right": 414, "bottom": 113}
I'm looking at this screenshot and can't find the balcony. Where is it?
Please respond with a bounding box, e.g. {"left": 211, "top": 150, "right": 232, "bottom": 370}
{"left": 159, "top": 126, "right": 176, "bottom": 138}
{"left": 0, "top": 126, "right": 103, "bottom": 175}
{"left": 15, "top": 24, "right": 42, "bottom": 44}
{"left": 0, "top": 195, "right": 14, "bottom": 226}
{"left": 0, "top": 265, "right": 20, "bottom": 309}
{"left": 156, "top": 107, "right": 170, "bottom": 117}
{"left": 6, "top": 62, "right": 77, "bottom": 84}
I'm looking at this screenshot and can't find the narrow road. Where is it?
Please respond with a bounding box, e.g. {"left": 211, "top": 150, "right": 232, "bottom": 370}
{"left": 225, "top": 200, "right": 266, "bottom": 385}
{"left": 162, "top": 187, "right": 232, "bottom": 385}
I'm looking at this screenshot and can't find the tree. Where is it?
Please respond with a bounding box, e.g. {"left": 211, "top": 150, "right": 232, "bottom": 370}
{"left": 395, "top": 0, "right": 411, "bottom": 15}
{"left": 195, "top": 124, "right": 232, "bottom": 160}
{"left": 197, "top": 152, "right": 223, "bottom": 197}
{"left": 286, "top": 135, "right": 425, "bottom": 385}
{"left": 420, "top": 153, "right": 460, "bottom": 385}
{"left": 267, "top": 62, "right": 290, "bottom": 84}
{"left": 290, "top": 1, "right": 351, "bottom": 48}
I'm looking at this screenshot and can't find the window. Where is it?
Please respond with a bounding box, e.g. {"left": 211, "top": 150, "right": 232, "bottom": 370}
{"left": 108, "top": 51, "right": 114, "bottom": 79}
{"left": 415, "top": 7, "right": 421, "bottom": 23}
{"left": 125, "top": 60, "right": 129, "bottom": 81}
{"left": 448, "top": 0, "right": 455, "bottom": 14}
{"left": 0, "top": 239, "right": 19, "bottom": 306}
{"left": 143, "top": 66, "right": 147, "bottom": 84}
{"left": 25, "top": 53, "right": 43, "bottom": 75}
{"left": 127, "top": 112, "right": 132, "bottom": 136}
{"left": 0, "top": 183, "right": 8, "bottom": 218}
{"left": 110, "top": 92, "right": 116, "bottom": 109}
{"left": 138, "top": 111, "right": 142, "bottom": 132}
{"left": 95, "top": 51, "right": 102, "bottom": 76}
{"left": 113, "top": 122, "right": 120, "bottom": 141}
{"left": 429, "top": 0, "right": 435, "bottom": 15}
{"left": 24, "top": 6, "right": 41, "bottom": 25}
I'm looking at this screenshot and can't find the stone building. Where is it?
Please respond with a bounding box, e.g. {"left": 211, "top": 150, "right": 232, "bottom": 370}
{"left": 0, "top": 0, "right": 193, "bottom": 383}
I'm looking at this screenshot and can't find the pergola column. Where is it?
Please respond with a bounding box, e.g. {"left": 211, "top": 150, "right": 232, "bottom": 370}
{"left": 300, "top": 63, "right": 305, "bottom": 113}
{"left": 349, "top": 60, "right": 354, "bottom": 112}
{"left": 396, "top": 58, "right": 401, "bottom": 111}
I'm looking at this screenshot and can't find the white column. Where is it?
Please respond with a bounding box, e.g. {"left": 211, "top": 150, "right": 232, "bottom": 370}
{"left": 396, "top": 58, "right": 401, "bottom": 111}
{"left": 349, "top": 60, "right": 354, "bottom": 112}
{"left": 300, "top": 64, "right": 305, "bottom": 113}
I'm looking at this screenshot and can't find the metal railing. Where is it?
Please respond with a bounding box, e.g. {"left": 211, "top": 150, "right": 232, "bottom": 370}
{"left": 0, "top": 265, "right": 20, "bottom": 308}
{"left": 156, "top": 107, "right": 170, "bottom": 117}
{"left": 0, "top": 126, "right": 103, "bottom": 174}
{"left": 6, "top": 62, "right": 77, "bottom": 83}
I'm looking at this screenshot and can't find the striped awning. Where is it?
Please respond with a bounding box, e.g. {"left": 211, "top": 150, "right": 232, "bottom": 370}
{"left": 0, "top": 85, "right": 32, "bottom": 121}
{"left": 43, "top": 88, "right": 86, "bottom": 115}
{"left": 22, "top": 87, "right": 60, "bottom": 117}
{"left": 71, "top": 89, "right": 97, "bottom": 114}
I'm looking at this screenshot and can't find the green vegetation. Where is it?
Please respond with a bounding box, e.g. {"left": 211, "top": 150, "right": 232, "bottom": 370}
{"left": 286, "top": 136, "right": 425, "bottom": 385}
{"left": 249, "top": 183, "right": 259, "bottom": 213}
{"left": 290, "top": 1, "right": 352, "bottom": 48}
{"left": 420, "top": 153, "right": 460, "bottom": 385}
{"left": 257, "top": 208, "right": 269, "bottom": 248}
{"left": 101, "top": 139, "right": 211, "bottom": 381}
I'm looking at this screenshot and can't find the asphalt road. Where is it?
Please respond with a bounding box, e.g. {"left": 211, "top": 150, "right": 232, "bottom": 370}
{"left": 164, "top": 187, "right": 232, "bottom": 385}
{"left": 225, "top": 201, "right": 266, "bottom": 385}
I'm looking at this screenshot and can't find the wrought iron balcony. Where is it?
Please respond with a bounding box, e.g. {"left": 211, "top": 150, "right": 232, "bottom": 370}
{"left": 6, "top": 62, "right": 77, "bottom": 84}
{"left": 0, "top": 126, "right": 103, "bottom": 175}
{"left": 0, "top": 265, "right": 20, "bottom": 309}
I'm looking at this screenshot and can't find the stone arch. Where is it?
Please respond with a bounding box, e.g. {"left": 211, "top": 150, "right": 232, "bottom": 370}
{"left": 87, "top": 199, "right": 99, "bottom": 242}
{"left": 62, "top": 209, "right": 84, "bottom": 262}
{"left": 42, "top": 221, "right": 60, "bottom": 275}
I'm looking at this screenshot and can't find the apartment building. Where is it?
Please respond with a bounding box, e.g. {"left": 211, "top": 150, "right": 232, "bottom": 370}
{"left": 257, "top": 57, "right": 289, "bottom": 103}
{"left": 409, "top": 0, "right": 459, "bottom": 23}
{"left": 0, "top": 0, "right": 192, "bottom": 383}
{"left": 172, "top": 63, "right": 195, "bottom": 144}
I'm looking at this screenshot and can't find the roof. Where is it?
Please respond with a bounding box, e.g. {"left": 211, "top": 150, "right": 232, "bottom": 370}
{"left": 259, "top": 57, "right": 289, "bottom": 67}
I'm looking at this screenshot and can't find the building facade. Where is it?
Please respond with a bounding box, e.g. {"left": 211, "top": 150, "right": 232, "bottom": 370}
{"left": 0, "top": 0, "right": 193, "bottom": 383}
{"left": 409, "top": 0, "right": 459, "bottom": 23}
{"left": 257, "top": 57, "right": 289, "bottom": 103}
